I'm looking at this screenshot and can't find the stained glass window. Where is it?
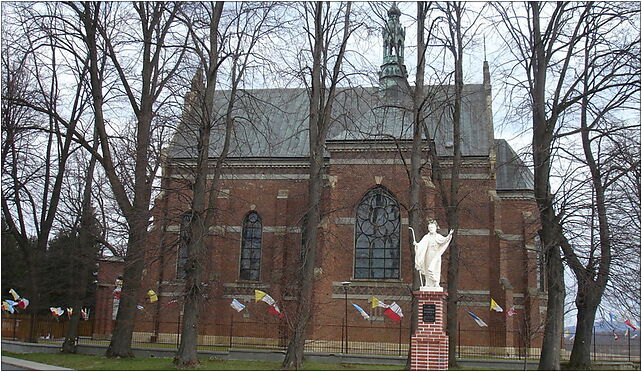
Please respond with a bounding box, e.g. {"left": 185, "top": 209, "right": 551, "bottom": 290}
{"left": 240, "top": 212, "right": 262, "bottom": 281}
{"left": 177, "top": 211, "right": 192, "bottom": 279}
{"left": 354, "top": 187, "right": 400, "bottom": 279}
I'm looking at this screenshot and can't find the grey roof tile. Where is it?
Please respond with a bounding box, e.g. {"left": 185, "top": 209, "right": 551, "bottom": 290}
{"left": 494, "top": 139, "right": 535, "bottom": 191}
{"left": 168, "top": 85, "right": 493, "bottom": 158}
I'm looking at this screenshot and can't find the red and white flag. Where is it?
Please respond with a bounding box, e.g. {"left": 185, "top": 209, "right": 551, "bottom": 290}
{"left": 383, "top": 302, "right": 403, "bottom": 322}
{"left": 506, "top": 306, "right": 518, "bottom": 317}
{"left": 624, "top": 319, "right": 637, "bottom": 331}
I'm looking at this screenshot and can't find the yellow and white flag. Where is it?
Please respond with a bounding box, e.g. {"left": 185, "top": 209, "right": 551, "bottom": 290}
{"left": 147, "top": 290, "right": 158, "bottom": 303}
{"left": 490, "top": 298, "right": 503, "bottom": 312}
{"left": 9, "top": 289, "right": 20, "bottom": 301}
{"left": 369, "top": 296, "right": 389, "bottom": 309}
{"left": 254, "top": 290, "right": 275, "bottom": 306}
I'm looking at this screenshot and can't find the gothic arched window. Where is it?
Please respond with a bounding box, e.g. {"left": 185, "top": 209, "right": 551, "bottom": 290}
{"left": 177, "top": 211, "right": 192, "bottom": 279}
{"left": 354, "top": 187, "right": 400, "bottom": 279}
{"left": 240, "top": 212, "right": 262, "bottom": 281}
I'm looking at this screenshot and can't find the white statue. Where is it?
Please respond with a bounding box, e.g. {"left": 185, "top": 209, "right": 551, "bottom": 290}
{"left": 409, "top": 220, "right": 453, "bottom": 291}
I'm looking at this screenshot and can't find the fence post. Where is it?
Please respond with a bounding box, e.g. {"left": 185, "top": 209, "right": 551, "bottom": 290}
{"left": 13, "top": 313, "right": 17, "bottom": 340}
{"left": 90, "top": 315, "right": 95, "bottom": 340}
{"left": 341, "top": 318, "right": 346, "bottom": 353}
{"left": 593, "top": 326, "right": 596, "bottom": 362}
{"left": 398, "top": 319, "right": 402, "bottom": 356}
{"left": 229, "top": 313, "right": 233, "bottom": 349}
{"left": 176, "top": 311, "right": 181, "bottom": 349}
{"left": 628, "top": 329, "right": 631, "bottom": 362}
{"left": 457, "top": 322, "right": 461, "bottom": 359}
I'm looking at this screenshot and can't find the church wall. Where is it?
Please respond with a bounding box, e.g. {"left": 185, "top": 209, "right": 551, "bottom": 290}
{"left": 96, "top": 153, "right": 543, "bottom": 351}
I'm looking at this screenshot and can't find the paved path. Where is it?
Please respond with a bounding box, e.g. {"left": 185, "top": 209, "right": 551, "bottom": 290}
{"left": 2, "top": 362, "right": 29, "bottom": 370}
{"left": 1, "top": 356, "right": 73, "bottom": 371}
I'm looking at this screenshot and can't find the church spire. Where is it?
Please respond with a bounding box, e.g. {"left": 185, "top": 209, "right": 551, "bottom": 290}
{"left": 379, "top": 2, "right": 407, "bottom": 90}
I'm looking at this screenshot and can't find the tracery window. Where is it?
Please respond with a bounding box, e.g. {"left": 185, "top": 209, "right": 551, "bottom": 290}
{"left": 240, "top": 212, "right": 262, "bottom": 281}
{"left": 177, "top": 211, "right": 192, "bottom": 280}
{"left": 354, "top": 187, "right": 400, "bottom": 279}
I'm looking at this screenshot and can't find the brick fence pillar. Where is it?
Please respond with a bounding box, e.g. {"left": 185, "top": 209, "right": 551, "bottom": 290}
{"left": 410, "top": 290, "right": 449, "bottom": 370}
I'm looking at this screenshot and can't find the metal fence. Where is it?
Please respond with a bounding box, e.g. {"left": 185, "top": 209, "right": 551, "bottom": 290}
{"left": 2, "top": 314, "right": 639, "bottom": 363}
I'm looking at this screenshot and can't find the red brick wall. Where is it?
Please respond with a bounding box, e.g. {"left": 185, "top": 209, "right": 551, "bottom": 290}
{"left": 95, "top": 146, "right": 544, "bottom": 348}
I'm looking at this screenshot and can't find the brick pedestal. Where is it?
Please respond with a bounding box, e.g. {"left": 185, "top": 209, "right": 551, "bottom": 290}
{"left": 410, "top": 291, "right": 448, "bottom": 370}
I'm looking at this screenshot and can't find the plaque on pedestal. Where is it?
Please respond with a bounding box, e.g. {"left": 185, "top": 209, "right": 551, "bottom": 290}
{"left": 410, "top": 291, "right": 448, "bottom": 370}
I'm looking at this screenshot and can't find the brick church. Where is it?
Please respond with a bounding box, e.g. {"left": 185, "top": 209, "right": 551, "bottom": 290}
{"left": 95, "top": 5, "right": 545, "bottom": 355}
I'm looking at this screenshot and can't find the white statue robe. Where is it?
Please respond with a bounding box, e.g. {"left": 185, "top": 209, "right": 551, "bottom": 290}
{"left": 414, "top": 231, "right": 453, "bottom": 286}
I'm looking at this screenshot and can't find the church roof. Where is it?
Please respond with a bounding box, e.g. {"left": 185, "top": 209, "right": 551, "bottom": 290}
{"left": 167, "top": 85, "right": 534, "bottom": 192}
{"left": 494, "top": 139, "right": 534, "bottom": 191}
{"left": 168, "top": 84, "right": 493, "bottom": 158}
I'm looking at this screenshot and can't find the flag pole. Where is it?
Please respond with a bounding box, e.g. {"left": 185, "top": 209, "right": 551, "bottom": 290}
{"left": 229, "top": 311, "right": 233, "bottom": 349}
{"left": 341, "top": 281, "right": 351, "bottom": 354}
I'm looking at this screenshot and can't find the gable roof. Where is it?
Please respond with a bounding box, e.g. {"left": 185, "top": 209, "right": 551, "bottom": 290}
{"left": 167, "top": 84, "right": 493, "bottom": 159}
{"left": 167, "top": 85, "right": 534, "bottom": 192}
{"left": 494, "top": 139, "right": 534, "bottom": 191}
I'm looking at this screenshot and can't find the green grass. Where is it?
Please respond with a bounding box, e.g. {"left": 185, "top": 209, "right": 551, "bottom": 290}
{"left": 2, "top": 352, "right": 403, "bottom": 370}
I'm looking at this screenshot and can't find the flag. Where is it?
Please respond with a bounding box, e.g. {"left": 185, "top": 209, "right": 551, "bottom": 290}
{"left": 254, "top": 290, "right": 276, "bottom": 306}
{"left": 352, "top": 303, "right": 370, "bottom": 320}
{"left": 81, "top": 308, "right": 90, "bottom": 321}
{"left": 369, "top": 296, "right": 389, "bottom": 309}
{"left": 255, "top": 290, "right": 282, "bottom": 317}
{"left": 67, "top": 308, "right": 73, "bottom": 317}
{"left": 610, "top": 313, "right": 624, "bottom": 322}
{"left": 624, "top": 319, "right": 637, "bottom": 331}
{"left": 490, "top": 298, "right": 503, "bottom": 312}
{"left": 612, "top": 329, "right": 619, "bottom": 341}
{"left": 113, "top": 279, "right": 123, "bottom": 299}
{"left": 467, "top": 311, "right": 488, "bottom": 327}
{"left": 9, "top": 289, "right": 20, "bottom": 301}
{"left": 147, "top": 290, "right": 158, "bottom": 303}
{"left": 50, "top": 307, "right": 64, "bottom": 317}
{"left": 18, "top": 298, "right": 29, "bottom": 310}
{"left": 383, "top": 302, "right": 403, "bottom": 322}
{"left": 267, "top": 304, "right": 284, "bottom": 318}
{"left": 136, "top": 305, "right": 144, "bottom": 310}
{"left": 3, "top": 301, "right": 16, "bottom": 314}
{"left": 625, "top": 328, "right": 630, "bottom": 337}
{"left": 506, "top": 306, "right": 517, "bottom": 317}
{"left": 230, "top": 299, "right": 246, "bottom": 312}
{"left": 632, "top": 333, "right": 638, "bottom": 339}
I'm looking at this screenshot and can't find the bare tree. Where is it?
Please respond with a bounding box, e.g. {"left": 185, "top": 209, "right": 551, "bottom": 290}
{"left": 66, "top": 2, "right": 187, "bottom": 357}
{"left": 171, "top": 2, "right": 278, "bottom": 366}
{"left": 555, "top": 4, "right": 640, "bottom": 368}
{"left": 61, "top": 133, "right": 101, "bottom": 353}
{"left": 493, "top": 2, "right": 639, "bottom": 369}
{"left": 282, "top": 2, "right": 356, "bottom": 369}
{"left": 1, "top": 3, "right": 91, "bottom": 342}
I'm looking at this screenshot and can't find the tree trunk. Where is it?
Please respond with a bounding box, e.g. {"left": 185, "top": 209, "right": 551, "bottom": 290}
{"left": 106, "top": 221, "right": 148, "bottom": 358}
{"left": 282, "top": 4, "right": 325, "bottom": 369}
{"left": 405, "top": 3, "right": 427, "bottom": 368}
{"left": 566, "top": 27, "right": 612, "bottom": 367}
{"left": 446, "top": 4, "right": 463, "bottom": 367}
{"left": 530, "top": 3, "right": 564, "bottom": 369}
{"left": 62, "top": 143, "right": 99, "bottom": 353}
{"left": 282, "top": 153, "right": 323, "bottom": 369}
{"left": 568, "top": 292, "right": 599, "bottom": 369}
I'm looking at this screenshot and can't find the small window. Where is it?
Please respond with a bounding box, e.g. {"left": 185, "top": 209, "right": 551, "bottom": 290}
{"left": 240, "top": 212, "right": 262, "bottom": 281}
{"left": 535, "top": 235, "right": 546, "bottom": 291}
{"left": 354, "top": 187, "right": 400, "bottom": 279}
{"left": 177, "top": 211, "right": 192, "bottom": 279}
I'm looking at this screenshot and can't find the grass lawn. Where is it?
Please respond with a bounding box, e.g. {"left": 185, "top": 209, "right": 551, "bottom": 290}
{"left": 2, "top": 352, "right": 404, "bottom": 370}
